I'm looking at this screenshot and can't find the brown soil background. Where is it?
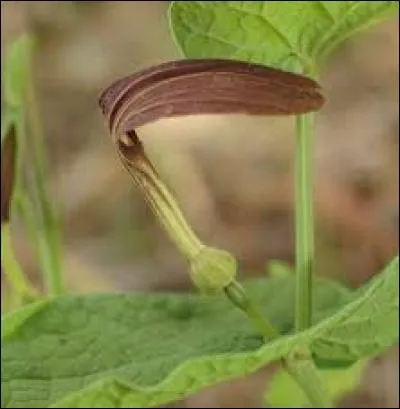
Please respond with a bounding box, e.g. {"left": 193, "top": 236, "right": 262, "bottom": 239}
{"left": 1, "top": 2, "right": 399, "bottom": 408}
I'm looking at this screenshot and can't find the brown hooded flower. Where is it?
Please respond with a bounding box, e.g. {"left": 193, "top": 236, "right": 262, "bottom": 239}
{"left": 99, "top": 58, "right": 324, "bottom": 152}
{"left": 98, "top": 59, "right": 325, "bottom": 295}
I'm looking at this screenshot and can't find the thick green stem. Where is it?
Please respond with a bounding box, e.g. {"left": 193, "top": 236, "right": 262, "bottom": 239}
{"left": 284, "top": 348, "right": 333, "bottom": 408}
{"left": 291, "top": 90, "right": 331, "bottom": 407}
{"left": 1, "top": 223, "right": 38, "bottom": 304}
{"left": 295, "top": 113, "right": 315, "bottom": 332}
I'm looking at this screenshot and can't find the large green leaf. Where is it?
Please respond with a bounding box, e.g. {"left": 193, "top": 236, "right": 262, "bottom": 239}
{"left": 1, "top": 257, "right": 398, "bottom": 408}
{"left": 169, "top": 1, "right": 399, "bottom": 73}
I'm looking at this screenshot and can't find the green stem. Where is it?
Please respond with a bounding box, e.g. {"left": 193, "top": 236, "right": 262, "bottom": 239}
{"left": 225, "top": 280, "right": 331, "bottom": 407}
{"left": 1, "top": 223, "right": 38, "bottom": 304}
{"left": 225, "top": 281, "right": 279, "bottom": 341}
{"left": 284, "top": 348, "right": 333, "bottom": 408}
{"left": 295, "top": 113, "right": 315, "bottom": 332}
{"left": 291, "top": 77, "right": 331, "bottom": 407}
{"left": 24, "top": 59, "right": 64, "bottom": 295}
{"left": 227, "top": 282, "right": 330, "bottom": 407}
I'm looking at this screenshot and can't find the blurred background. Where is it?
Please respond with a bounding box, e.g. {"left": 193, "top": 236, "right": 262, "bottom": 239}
{"left": 1, "top": 1, "right": 398, "bottom": 408}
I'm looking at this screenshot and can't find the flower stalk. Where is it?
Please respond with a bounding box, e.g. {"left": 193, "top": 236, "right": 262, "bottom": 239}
{"left": 118, "top": 130, "right": 236, "bottom": 294}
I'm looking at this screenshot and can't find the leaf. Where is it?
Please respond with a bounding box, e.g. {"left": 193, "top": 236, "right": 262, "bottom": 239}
{"left": 3, "top": 35, "right": 34, "bottom": 108}
{"left": 265, "top": 359, "right": 368, "bottom": 408}
{"left": 310, "top": 256, "right": 399, "bottom": 366}
{"left": 1, "top": 300, "right": 49, "bottom": 340}
{"left": 1, "top": 275, "right": 350, "bottom": 408}
{"left": 169, "top": 1, "right": 399, "bottom": 73}
{"left": 2, "top": 257, "right": 398, "bottom": 408}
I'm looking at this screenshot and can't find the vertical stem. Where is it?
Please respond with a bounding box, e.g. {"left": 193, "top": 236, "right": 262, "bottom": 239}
{"left": 284, "top": 348, "right": 332, "bottom": 408}
{"left": 295, "top": 113, "right": 314, "bottom": 332}
{"left": 24, "top": 58, "right": 64, "bottom": 295}
{"left": 292, "top": 108, "right": 331, "bottom": 407}
{"left": 1, "top": 223, "right": 38, "bottom": 304}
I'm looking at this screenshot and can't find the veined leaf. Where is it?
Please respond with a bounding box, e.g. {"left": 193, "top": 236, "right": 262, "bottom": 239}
{"left": 0, "top": 275, "right": 349, "bottom": 408}
{"left": 169, "top": 1, "right": 399, "bottom": 73}
{"left": 1, "top": 257, "right": 398, "bottom": 408}
{"left": 310, "top": 257, "right": 399, "bottom": 365}
{"left": 1, "top": 299, "right": 49, "bottom": 340}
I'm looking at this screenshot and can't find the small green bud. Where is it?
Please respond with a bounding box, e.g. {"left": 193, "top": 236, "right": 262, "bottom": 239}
{"left": 190, "top": 246, "right": 236, "bottom": 294}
